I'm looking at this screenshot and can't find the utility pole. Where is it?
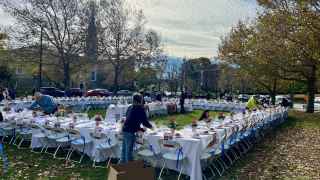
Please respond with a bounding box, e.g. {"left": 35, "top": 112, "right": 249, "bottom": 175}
{"left": 38, "top": 25, "right": 43, "bottom": 90}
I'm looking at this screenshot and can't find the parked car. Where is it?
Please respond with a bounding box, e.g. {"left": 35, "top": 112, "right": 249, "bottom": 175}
{"left": 224, "top": 94, "right": 233, "bottom": 102}
{"left": 85, "top": 89, "right": 112, "bottom": 97}
{"left": 65, "top": 88, "right": 83, "bottom": 97}
{"left": 40, "top": 87, "right": 65, "bottom": 97}
{"left": 238, "top": 94, "right": 250, "bottom": 102}
{"left": 117, "top": 90, "right": 133, "bottom": 96}
{"left": 276, "top": 95, "right": 292, "bottom": 107}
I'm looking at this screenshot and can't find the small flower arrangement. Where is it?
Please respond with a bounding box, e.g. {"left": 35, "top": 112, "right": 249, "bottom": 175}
{"left": 55, "top": 107, "right": 66, "bottom": 117}
{"left": 169, "top": 118, "right": 177, "bottom": 135}
{"left": 205, "top": 118, "right": 212, "bottom": 124}
{"left": 191, "top": 119, "right": 198, "bottom": 128}
{"left": 3, "top": 106, "right": 11, "bottom": 112}
{"left": 44, "top": 119, "right": 50, "bottom": 126}
{"left": 230, "top": 112, "right": 235, "bottom": 120}
{"left": 69, "top": 122, "right": 75, "bottom": 129}
{"left": 94, "top": 114, "right": 103, "bottom": 121}
{"left": 32, "top": 111, "right": 37, "bottom": 118}
{"left": 72, "top": 115, "right": 77, "bottom": 123}
{"left": 93, "top": 116, "right": 103, "bottom": 138}
{"left": 54, "top": 120, "right": 61, "bottom": 128}
{"left": 168, "top": 118, "right": 177, "bottom": 130}
{"left": 94, "top": 114, "right": 103, "bottom": 127}
{"left": 218, "top": 112, "right": 225, "bottom": 120}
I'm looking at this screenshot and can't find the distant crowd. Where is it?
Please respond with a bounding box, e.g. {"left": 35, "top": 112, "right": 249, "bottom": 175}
{"left": 0, "top": 87, "right": 16, "bottom": 102}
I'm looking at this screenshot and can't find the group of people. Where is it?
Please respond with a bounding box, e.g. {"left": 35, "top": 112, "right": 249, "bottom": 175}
{"left": 0, "top": 87, "right": 16, "bottom": 102}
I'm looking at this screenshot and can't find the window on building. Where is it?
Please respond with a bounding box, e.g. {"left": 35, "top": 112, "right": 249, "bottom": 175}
{"left": 16, "top": 66, "right": 23, "bottom": 75}
{"left": 90, "top": 70, "right": 96, "bottom": 81}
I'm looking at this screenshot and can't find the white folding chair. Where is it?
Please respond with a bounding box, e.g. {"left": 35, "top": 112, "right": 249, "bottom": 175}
{"left": 66, "top": 129, "right": 92, "bottom": 163}
{"left": 158, "top": 139, "right": 187, "bottom": 180}
{"left": 91, "top": 133, "right": 117, "bottom": 168}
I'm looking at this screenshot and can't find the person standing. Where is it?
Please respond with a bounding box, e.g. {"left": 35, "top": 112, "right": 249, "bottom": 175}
{"left": 8, "top": 87, "right": 16, "bottom": 100}
{"left": 0, "top": 111, "right": 9, "bottom": 174}
{"left": 0, "top": 87, "right": 4, "bottom": 102}
{"left": 120, "top": 93, "right": 153, "bottom": 164}
{"left": 199, "top": 110, "right": 211, "bottom": 122}
{"left": 180, "top": 91, "right": 186, "bottom": 114}
{"left": 2, "top": 88, "right": 10, "bottom": 100}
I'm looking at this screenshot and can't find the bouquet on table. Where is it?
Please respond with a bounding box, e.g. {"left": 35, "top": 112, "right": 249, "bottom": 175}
{"left": 54, "top": 108, "right": 65, "bottom": 128}
{"left": 205, "top": 118, "right": 212, "bottom": 129}
{"left": 168, "top": 118, "right": 177, "bottom": 135}
{"left": 55, "top": 107, "right": 66, "bottom": 117}
{"left": 230, "top": 112, "right": 235, "bottom": 121}
{"left": 191, "top": 119, "right": 198, "bottom": 133}
{"left": 93, "top": 114, "right": 103, "bottom": 138}
{"left": 218, "top": 112, "right": 225, "bottom": 120}
{"left": 69, "top": 115, "right": 77, "bottom": 129}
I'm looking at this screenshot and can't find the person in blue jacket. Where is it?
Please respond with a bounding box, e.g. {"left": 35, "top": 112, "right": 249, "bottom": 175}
{"left": 29, "top": 92, "right": 58, "bottom": 114}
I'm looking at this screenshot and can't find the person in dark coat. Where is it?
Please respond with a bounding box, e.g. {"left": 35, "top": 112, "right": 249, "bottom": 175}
{"left": 0, "top": 87, "right": 4, "bottom": 103}
{"left": 120, "top": 93, "right": 153, "bottom": 163}
{"left": 180, "top": 91, "right": 186, "bottom": 114}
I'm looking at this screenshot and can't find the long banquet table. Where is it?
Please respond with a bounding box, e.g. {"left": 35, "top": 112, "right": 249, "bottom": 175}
{"left": 0, "top": 106, "right": 288, "bottom": 180}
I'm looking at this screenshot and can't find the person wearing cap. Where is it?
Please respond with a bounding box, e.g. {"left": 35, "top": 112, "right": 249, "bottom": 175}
{"left": 29, "top": 92, "right": 58, "bottom": 114}
{"left": 120, "top": 93, "right": 153, "bottom": 163}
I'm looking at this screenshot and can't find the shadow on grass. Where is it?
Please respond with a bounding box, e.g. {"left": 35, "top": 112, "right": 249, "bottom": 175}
{"left": 218, "top": 110, "right": 320, "bottom": 180}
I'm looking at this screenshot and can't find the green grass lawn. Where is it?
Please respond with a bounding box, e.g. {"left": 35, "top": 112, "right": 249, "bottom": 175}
{"left": 87, "top": 108, "right": 227, "bottom": 129}
{"left": 151, "top": 110, "right": 227, "bottom": 129}
{"left": 1, "top": 110, "right": 319, "bottom": 179}
{"left": 220, "top": 111, "right": 320, "bottom": 179}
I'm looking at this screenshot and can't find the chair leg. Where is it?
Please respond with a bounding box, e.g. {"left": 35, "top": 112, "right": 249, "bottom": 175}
{"left": 44, "top": 144, "right": 51, "bottom": 154}
{"left": 216, "top": 157, "right": 227, "bottom": 173}
{"left": 207, "top": 165, "right": 217, "bottom": 177}
{"left": 53, "top": 144, "right": 61, "bottom": 158}
{"left": 79, "top": 153, "right": 85, "bottom": 163}
{"left": 177, "top": 166, "right": 183, "bottom": 180}
{"left": 66, "top": 148, "right": 73, "bottom": 160}
{"left": 223, "top": 152, "right": 233, "bottom": 166}
{"left": 12, "top": 135, "right": 19, "bottom": 146}
{"left": 211, "top": 162, "right": 222, "bottom": 177}
{"left": 40, "top": 145, "right": 46, "bottom": 153}
{"left": 31, "top": 147, "right": 42, "bottom": 154}
{"left": 106, "top": 157, "right": 112, "bottom": 168}
{"left": 231, "top": 147, "right": 240, "bottom": 160}
{"left": 67, "top": 149, "right": 75, "bottom": 161}
{"left": 17, "top": 138, "right": 24, "bottom": 149}
{"left": 158, "top": 161, "right": 166, "bottom": 180}
{"left": 9, "top": 136, "right": 15, "bottom": 144}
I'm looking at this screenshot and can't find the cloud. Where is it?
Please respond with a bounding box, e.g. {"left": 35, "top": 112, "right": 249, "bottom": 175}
{"left": 130, "top": 0, "right": 259, "bottom": 57}
{"left": 0, "top": 8, "right": 14, "bottom": 26}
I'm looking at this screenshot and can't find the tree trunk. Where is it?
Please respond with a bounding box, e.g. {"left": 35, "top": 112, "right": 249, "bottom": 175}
{"left": 271, "top": 78, "right": 277, "bottom": 105}
{"left": 270, "top": 92, "right": 276, "bottom": 105}
{"left": 63, "top": 60, "right": 70, "bottom": 90}
{"left": 306, "top": 65, "right": 317, "bottom": 113}
{"left": 113, "top": 65, "right": 119, "bottom": 95}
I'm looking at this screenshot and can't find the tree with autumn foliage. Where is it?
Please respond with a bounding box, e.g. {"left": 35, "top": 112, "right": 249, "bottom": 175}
{"left": 219, "top": 21, "right": 286, "bottom": 104}
{"left": 256, "top": 0, "right": 320, "bottom": 112}
{"left": 219, "top": 0, "right": 320, "bottom": 112}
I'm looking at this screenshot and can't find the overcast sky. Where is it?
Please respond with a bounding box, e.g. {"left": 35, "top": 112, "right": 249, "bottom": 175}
{"left": 0, "top": 0, "right": 259, "bottom": 58}
{"left": 131, "top": 0, "right": 259, "bottom": 58}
